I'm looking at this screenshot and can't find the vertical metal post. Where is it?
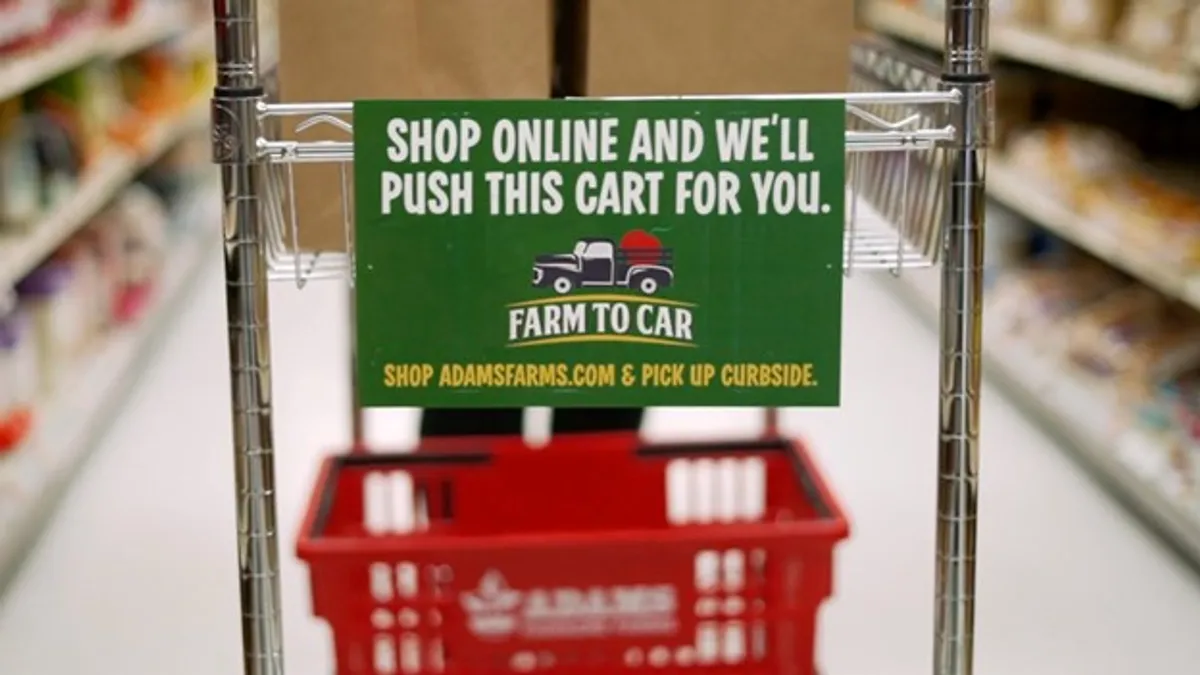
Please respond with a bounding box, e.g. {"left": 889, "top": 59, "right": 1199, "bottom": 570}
{"left": 350, "top": 288, "right": 366, "bottom": 448}
{"left": 935, "top": 1, "right": 991, "bottom": 674}
{"left": 763, "top": 407, "right": 780, "bottom": 439}
{"left": 212, "top": 1, "right": 286, "bottom": 673}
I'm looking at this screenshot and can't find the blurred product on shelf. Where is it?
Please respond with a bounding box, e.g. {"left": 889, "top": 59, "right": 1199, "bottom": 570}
{"left": 983, "top": 202, "right": 1034, "bottom": 287}
{"left": 16, "top": 258, "right": 75, "bottom": 397}
{"left": 1046, "top": 0, "right": 1124, "bottom": 43}
{"left": 107, "top": 184, "right": 169, "bottom": 322}
{"left": 981, "top": 235, "right": 1200, "bottom": 513}
{"left": 58, "top": 231, "right": 109, "bottom": 340}
{"left": 0, "top": 0, "right": 77, "bottom": 53}
{"left": 1003, "top": 122, "right": 1200, "bottom": 275}
{"left": 1191, "top": 6, "right": 1200, "bottom": 60}
{"left": 0, "top": 174, "right": 201, "bottom": 446}
{"left": 0, "top": 296, "right": 35, "bottom": 453}
{"left": 0, "top": 98, "right": 40, "bottom": 231}
{"left": 1115, "top": 0, "right": 1190, "bottom": 63}
{"left": 988, "top": 254, "right": 1125, "bottom": 341}
{"left": 0, "top": 22, "right": 210, "bottom": 238}
{"left": 0, "top": 0, "right": 211, "bottom": 80}
{"left": 888, "top": 0, "right": 1200, "bottom": 96}
{"left": 1098, "top": 171, "right": 1200, "bottom": 268}
{"left": 30, "top": 66, "right": 112, "bottom": 170}
{"left": 117, "top": 45, "right": 192, "bottom": 115}
{"left": 111, "top": 42, "right": 210, "bottom": 149}
{"left": 141, "top": 132, "right": 208, "bottom": 208}
{"left": 1, "top": 0, "right": 150, "bottom": 51}
{"left": 1005, "top": 124, "right": 1140, "bottom": 210}
{"left": 993, "top": 0, "right": 1044, "bottom": 26}
{"left": 1064, "top": 286, "right": 1200, "bottom": 421}
{"left": 108, "top": 0, "right": 164, "bottom": 22}
{"left": 0, "top": 0, "right": 54, "bottom": 49}
{"left": 1155, "top": 363, "right": 1200, "bottom": 502}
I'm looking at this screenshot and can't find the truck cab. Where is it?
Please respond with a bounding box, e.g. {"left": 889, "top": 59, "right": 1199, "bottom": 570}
{"left": 532, "top": 237, "right": 674, "bottom": 296}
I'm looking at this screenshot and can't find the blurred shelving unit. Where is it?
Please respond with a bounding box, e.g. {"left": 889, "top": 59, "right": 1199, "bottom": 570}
{"left": 865, "top": 0, "right": 1200, "bottom": 569}
{"left": 0, "top": 195, "right": 218, "bottom": 595}
{"left": 862, "top": 1, "right": 1200, "bottom": 107}
{"left": 0, "top": 5, "right": 216, "bottom": 596}
{"left": 0, "top": 25, "right": 106, "bottom": 100}
{"left": 863, "top": 2, "right": 1200, "bottom": 306}
{"left": 987, "top": 161, "right": 1200, "bottom": 310}
{"left": 0, "top": 100, "right": 209, "bottom": 291}
{"left": 0, "top": 4, "right": 195, "bottom": 101}
{"left": 886, "top": 268, "right": 1200, "bottom": 568}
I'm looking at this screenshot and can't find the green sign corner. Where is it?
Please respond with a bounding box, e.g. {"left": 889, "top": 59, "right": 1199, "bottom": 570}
{"left": 353, "top": 98, "right": 845, "bottom": 407}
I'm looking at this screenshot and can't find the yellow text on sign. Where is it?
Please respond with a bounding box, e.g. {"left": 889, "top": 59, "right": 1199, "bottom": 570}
{"left": 383, "top": 362, "right": 818, "bottom": 389}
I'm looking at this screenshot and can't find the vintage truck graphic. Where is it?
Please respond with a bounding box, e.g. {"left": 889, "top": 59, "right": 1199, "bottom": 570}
{"left": 531, "top": 231, "right": 675, "bottom": 296}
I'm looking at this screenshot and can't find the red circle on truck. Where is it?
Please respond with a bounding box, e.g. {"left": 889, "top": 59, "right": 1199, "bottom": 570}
{"left": 620, "top": 230, "right": 662, "bottom": 265}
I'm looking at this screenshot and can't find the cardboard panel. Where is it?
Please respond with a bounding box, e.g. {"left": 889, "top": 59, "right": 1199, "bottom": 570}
{"left": 278, "top": 0, "right": 553, "bottom": 251}
{"left": 579, "top": 0, "right": 853, "bottom": 96}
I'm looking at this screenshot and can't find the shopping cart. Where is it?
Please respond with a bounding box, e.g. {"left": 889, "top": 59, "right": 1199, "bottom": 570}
{"left": 209, "top": 2, "right": 992, "bottom": 673}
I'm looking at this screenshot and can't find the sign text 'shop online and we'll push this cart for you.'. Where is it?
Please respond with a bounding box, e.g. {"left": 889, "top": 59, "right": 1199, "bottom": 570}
{"left": 353, "top": 99, "right": 846, "bottom": 407}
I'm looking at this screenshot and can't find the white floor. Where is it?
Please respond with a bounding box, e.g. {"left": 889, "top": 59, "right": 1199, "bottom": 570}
{"left": 0, "top": 249, "right": 1199, "bottom": 675}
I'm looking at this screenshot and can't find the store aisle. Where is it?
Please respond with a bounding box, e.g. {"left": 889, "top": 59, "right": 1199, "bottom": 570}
{"left": 0, "top": 250, "right": 1199, "bottom": 675}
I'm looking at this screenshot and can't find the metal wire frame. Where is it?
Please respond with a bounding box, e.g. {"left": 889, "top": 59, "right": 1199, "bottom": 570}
{"left": 254, "top": 86, "right": 958, "bottom": 287}
{"left": 849, "top": 38, "right": 949, "bottom": 274}
{"left": 210, "top": 1, "right": 992, "bottom": 674}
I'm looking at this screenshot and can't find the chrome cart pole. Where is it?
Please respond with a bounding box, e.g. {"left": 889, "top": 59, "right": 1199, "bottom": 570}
{"left": 935, "top": 1, "right": 991, "bottom": 674}
{"left": 212, "top": 0, "right": 287, "bottom": 673}
{"left": 350, "top": 289, "right": 365, "bottom": 447}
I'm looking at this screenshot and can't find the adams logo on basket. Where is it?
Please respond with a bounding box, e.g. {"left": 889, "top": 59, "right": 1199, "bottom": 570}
{"left": 460, "top": 570, "right": 678, "bottom": 640}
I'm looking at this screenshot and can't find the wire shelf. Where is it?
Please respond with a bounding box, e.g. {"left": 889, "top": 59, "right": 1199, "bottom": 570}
{"left": 847, "top": 38, "right": 949, "bottom": 273}
{"left": 254, "top": 40, "right": 955, "bottom": 288}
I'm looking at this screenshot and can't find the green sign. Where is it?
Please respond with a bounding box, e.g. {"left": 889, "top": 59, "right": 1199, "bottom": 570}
{"left": 353, "top": 98, "right": 845, "bottom": 407}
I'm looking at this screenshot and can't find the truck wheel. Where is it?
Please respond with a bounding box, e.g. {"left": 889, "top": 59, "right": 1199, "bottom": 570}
{"left": 637, "top": 276, "right": 659, "bottom": 296}
{"left": 553, "top": 276, "right": 575, "bottom": 295}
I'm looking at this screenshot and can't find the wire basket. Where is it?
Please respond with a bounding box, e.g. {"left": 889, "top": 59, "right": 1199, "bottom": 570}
{"left": 297, "top": 431, "right": 849, "bottom": 675}
{"left": 847, "top": 37, "right": 950, "bottom": 272}
{"left": 254, "top": 38, "right": 955, "bottom": 288}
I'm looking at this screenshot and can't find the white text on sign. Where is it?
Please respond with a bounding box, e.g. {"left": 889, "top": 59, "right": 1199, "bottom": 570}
{"left": 378, "top": 116, "right": 830, "bottom": 218}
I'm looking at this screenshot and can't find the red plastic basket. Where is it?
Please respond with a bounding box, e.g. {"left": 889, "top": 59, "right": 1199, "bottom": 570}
{"left": 297, "top": 431, "right": 849, "bottom": 674}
